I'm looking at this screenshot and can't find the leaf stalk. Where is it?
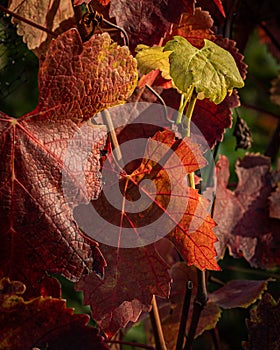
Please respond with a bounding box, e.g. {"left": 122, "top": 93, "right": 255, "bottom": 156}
{"left": 150, "top": 295, "right": 167, "bottom": 350}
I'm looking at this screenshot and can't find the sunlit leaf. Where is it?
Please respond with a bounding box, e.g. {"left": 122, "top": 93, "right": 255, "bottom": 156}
{"left": 135, "top": 45, "right": 172, "bottom": 80}
{"left": 164, "top": 36, "right": 244, "bottom": 103}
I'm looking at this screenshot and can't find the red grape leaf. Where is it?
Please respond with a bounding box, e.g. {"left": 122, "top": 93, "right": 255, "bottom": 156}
{"left": 0, "top": 277, "right": 110, "bottom": 350}
{"left": 242, "top": 293, "right": 280, "bottom": 350}
{"left": 0, "top": 29, "right": 138, "bottom": 295}
{"left": 169, "top": 7, "right": 216, "bottom": 48}
{"left": 76, "top": 243, "right": 171, "bottom": 337}
{"left": 209, "top": 279, "right": 271, "bottom": 309}
{"left": 196, "top": 0, "right": 226, "bottom": 25}
{"left": 74, "top": 129, "right": 219, "bottom": 270}
{"left": 214, "top": 154, "right": 280, "bottom": 268}
{"left": 109, "top": 0, "right": 195, "bottom": 50}
{"left": 8, "top": 0, "right": 75, "bottom": 55}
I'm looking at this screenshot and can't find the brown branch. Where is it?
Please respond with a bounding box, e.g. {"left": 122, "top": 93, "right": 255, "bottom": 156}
{"left": 0, "top": 4, "right": 58, "bottom": 38}
{"left": 107, "top": 339, "right": 155, "bottom": 350}
{"left": 184, "top": 270, "right": 208, "bottom": 350}
{"left": 176, "top": 281, "right": 193, "bottom": 350}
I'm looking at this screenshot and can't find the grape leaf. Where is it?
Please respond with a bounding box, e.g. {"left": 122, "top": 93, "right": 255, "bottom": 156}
{"left": 214, "top": 154, "right": 280, "bottom": 268}
{"left": 135, "top": 45, "right": 172, "bottom": 80}
{"left": 164, "top": 36, "right": 244, "bottom": 103}
{"left": 74, "top": 129, "right": 219, "bottom": 270}
{"left": 214, "top": 36, "right": 247, "bottom": 81}
{"left": 8, "top": 0, "right": 75, "bottom": 55}
{"left": 243, "top": 293, "right": 280, "bottom": 350}
{"left": 0, "top": 277, "right": 110, "bottom": 350}
{"left": 0, "top": 29, "right": 138, "bottom": 294}
{"left": 209, "top": 279, "right": 271, "bottom": 309}
{"left": 76, "top": 243, "right": 171, "bottom": 337}
{"left": 109, "top": 0, "right": 195, "bottom": 50}
{"left": 169, "top": 7, "right": 216, "bottom": 48}
{"left": 136, "top": 7, "right": 215, "bottom": 90}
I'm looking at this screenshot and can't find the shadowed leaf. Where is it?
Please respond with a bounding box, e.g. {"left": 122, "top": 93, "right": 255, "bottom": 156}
{"left": 76, "top": 243, "right": 171, "bottom": 337}
{"left": 210, "top": 279, "right": 271, "bottom": 309}
{"left": 214, "top": 155, "right": 280, "bottom": 268}
{"left": 243, "top": 293, "right": 280, "bottom": 350}
{"left": 0, "top": 29, "right": 137, "bottom": 295}
{"left": 109, "top": 0, "right": 195, "bottom": 50}
{"left": 0, "top": 277, "right": 110, "bottom": 350}
{"left": 8, "top": 0, "right": 75, "bottom": 55}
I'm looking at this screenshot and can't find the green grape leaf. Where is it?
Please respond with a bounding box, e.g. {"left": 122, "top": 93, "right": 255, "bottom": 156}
{"left": 164, "top": 36, "right": 244, "bottom": 103}
{"left": 135, "top": 45, "right": 172, "bottom": 80}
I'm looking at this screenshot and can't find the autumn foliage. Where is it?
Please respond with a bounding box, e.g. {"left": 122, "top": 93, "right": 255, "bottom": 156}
{"left": 0, "top": 0, "right": 279, "bottom": 349}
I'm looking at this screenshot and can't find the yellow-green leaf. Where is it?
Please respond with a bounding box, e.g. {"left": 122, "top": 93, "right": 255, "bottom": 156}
{"left": 164, "top": 36, "right": 244, "bottom": 104}
{"left": 135, "top": 45, "right": 172, "bottom": 80}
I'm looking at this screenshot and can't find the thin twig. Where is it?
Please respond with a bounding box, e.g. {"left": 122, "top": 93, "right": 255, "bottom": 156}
{"left": 223, "top": 0, "right": 239, "bottom": 39}
{"left": 107, "top": 339, "right": 155, "bottom": 350}
{"left": 0, "top": 4, "right": 58, "bottom": 38}
{"left": 145, "top": 84, "right": 172, "bottom": 124}
{"left": 210, "top": 327, "right": 222, "bottom": 350}
{"left": 103, "top": 17, "right": 129, "bottom": 46}
{"left": 176, "top": 281, "right": 193, "bottom": 350}
{"left": 149, "top": 295, "right": 167, "bottom": 350}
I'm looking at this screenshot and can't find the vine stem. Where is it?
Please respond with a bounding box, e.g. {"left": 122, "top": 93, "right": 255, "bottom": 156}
{"left": 185, "top": 91, "right": 197, "bottom": 189}
{"left": 150, "top": 295, "right": 167, "bottom": 350}
{"left": 175, "top": 281, "right": 193, "bottom": 350}
{"left": 184, "top": 270, "right": 208, "bottom": 350}
{"left": 176, "top": 90, "right": 208, "bottom": 350}
{"left": 0, "top": 4, "right": 58, "bottom": 38}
